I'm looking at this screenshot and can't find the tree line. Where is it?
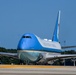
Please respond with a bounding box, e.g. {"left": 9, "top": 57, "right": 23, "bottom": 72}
{"left": 0, "top": 47, "right": 17, "bottom": 53}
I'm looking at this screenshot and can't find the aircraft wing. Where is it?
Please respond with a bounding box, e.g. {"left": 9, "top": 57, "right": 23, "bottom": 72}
{"left": 61, "top": 46, "right": 76, "bottom": 49}
{"left": 0, "top": 52, "right": 18, "bottom": 58}
{"left": 45, "top": 54, "right": 76, "bottom": 61}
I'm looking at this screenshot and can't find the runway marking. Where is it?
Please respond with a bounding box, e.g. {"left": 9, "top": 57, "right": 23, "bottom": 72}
{"left": 0, "top": 65, "right": 74, "bottom": 68}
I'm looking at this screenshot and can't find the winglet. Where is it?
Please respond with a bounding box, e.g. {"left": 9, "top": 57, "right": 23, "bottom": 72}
{"left": 52, "top": 10, "right": 61, "bottom": 42}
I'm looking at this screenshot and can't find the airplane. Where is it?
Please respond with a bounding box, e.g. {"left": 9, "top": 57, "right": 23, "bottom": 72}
{"left": 0, "top": 10, "right": 76, "bottom": 65}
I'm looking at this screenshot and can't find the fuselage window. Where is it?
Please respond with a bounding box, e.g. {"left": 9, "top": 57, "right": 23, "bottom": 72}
{"left": 22, "top": 36, "right": 31, "bottom": 38}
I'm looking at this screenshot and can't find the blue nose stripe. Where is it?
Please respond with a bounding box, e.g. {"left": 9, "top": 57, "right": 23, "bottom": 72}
{"left": 17, "top": 33, "right": 42, "bottom": 50}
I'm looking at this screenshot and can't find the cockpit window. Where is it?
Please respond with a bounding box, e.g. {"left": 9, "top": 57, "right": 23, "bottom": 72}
{"left": 22, "top": 36, "right": 31, "bottom": 38}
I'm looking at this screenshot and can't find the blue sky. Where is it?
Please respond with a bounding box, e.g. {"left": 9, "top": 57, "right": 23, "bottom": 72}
{"left": 0, "top": 0, "right": 76, "bottom": 49}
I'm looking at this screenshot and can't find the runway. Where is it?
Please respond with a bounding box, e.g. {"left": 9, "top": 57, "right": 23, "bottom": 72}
{"left": 0, "top": 65, "right": 76, "bottom": 75}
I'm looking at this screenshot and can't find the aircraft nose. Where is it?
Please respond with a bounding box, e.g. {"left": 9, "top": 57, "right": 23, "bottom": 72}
{"left": 17, "top": 38, "right": 34, "bottom": 50}
{"left": 17, "top": 33, "right": 42, "bottom": 50}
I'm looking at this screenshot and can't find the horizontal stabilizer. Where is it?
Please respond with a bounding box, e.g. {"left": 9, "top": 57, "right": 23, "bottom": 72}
{"left": 62, "top": 46, "right": 76, "bottom": 49}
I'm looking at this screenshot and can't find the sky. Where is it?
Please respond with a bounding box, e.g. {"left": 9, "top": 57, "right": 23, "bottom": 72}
{"left": 0, "top": 0, "right": 76, "bottom": 49}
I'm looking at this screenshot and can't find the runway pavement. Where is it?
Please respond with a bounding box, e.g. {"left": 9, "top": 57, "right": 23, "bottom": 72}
{"left": 0, "top": 65, "right": 76, "bottom": 75}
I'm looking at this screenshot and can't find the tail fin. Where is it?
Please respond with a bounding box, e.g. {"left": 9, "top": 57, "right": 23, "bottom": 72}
{"left": 52, "top": 10, "right": 61, "bottom": 42}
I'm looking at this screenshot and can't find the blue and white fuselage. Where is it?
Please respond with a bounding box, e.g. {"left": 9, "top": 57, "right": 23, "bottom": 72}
{"left": 17, "top": 33, "right": 62, "bottom": 63}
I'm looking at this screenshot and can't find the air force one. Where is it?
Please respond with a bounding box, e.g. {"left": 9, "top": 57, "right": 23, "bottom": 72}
{"left": 0, "top": 11, "right": 76, "bottom": 64}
